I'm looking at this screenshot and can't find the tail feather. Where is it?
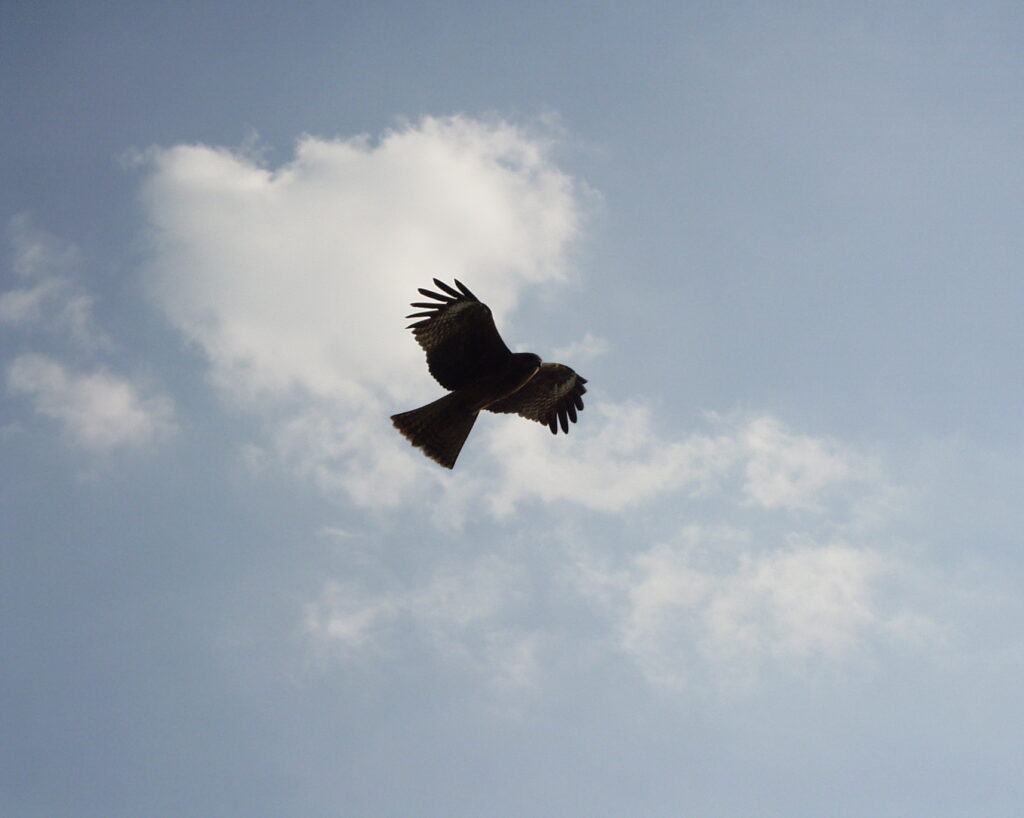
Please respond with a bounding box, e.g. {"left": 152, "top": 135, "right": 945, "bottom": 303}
{"left": 391, "top": 393, "right": 479, "bottom": 469}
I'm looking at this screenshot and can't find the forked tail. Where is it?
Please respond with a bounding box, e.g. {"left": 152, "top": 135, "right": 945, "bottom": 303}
{"left": 391, "top": 393, "right": 479, "bottom": 469}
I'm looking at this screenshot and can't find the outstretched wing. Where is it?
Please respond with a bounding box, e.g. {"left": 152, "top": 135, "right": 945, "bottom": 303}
{"left": 405, "top": 279, "right": 512, "bottom": 391}
{"left": 486, "top": 362, "right": 587, "bottom": 434}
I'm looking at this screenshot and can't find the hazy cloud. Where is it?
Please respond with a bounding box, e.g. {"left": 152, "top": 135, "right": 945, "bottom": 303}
{"left": 305, "top": 554, "right": 543, "bottom": 688}
{"left": 740, "top": 416, "right": 869, "bottom": 511}
{"left": 480, "top": 409, "right": 876, "bottom": 516}
{"left": 573, "top": 526, "right": 939, "bottom": 691}
{"left": 293, "top": 396, "right": 941, "bottom": 694}
{"left": 268, "top": 404, "right": 424, "bottom": 509}
{"left": 0, "top": 214, "right": 111, "bottom": 350}
{"left": 7, "top": 354, "right": 176, "bottom": 451}
{"left": 551, "top": 331, "right": 609, "bottom": 363}
{"left": 1, "top": 216, "right": 176, "bottom": 452}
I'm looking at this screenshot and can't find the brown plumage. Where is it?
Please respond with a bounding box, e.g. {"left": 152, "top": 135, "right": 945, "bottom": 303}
{"left": 391, "top": 278, "right": 588, "bottom": 468}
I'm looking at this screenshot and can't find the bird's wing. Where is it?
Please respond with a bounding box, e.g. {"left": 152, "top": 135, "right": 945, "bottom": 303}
{"left": 485, "top": 362, "right": 587, "bottom": 434}
{"left": 405, "top": 278, "right": 512, "bottom": 391}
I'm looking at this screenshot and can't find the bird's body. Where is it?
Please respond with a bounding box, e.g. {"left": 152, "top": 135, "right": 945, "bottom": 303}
{"left": 391, "top": 279, "right": 587, "bottom": 468}
{"left": 453, "top": 351, "right": 544, "bottom": 412}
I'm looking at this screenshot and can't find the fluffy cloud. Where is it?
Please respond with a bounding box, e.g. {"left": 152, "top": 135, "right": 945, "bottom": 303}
{"left": 7, "top": 354, "right": 175, "bottom": 451}
{"left": 140, "top": 116, "right": 581, "bottom": 407}
{"left": 137, "top": 115, "right": 591, "bottom": 508}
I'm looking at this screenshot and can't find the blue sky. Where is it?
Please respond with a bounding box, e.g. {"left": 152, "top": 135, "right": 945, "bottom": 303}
{"left": 3, "top": 2, "right": 1023, "bottom": 816}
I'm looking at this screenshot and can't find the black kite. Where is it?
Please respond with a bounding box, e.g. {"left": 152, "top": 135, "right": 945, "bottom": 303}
{"left": 391, "top": 279, "right": 587, "bottom": 468}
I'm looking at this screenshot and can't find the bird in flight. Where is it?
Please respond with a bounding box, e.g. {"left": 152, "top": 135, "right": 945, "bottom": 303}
{"left": 391, "top": 278, "right": 588, "bottom": 469}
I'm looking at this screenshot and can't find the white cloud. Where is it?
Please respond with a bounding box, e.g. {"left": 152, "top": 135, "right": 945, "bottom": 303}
{"left": 140, "top": 116, "right": 581, "bottom": 408}
{"left": 479, "top": 402, "right": 734, "bottom": 514}
{"left": 138, "top": 116, "right": 588, "bottom": 507}
{"left": 478, "top": 407, "right": 877, "bottom": 516}
{"left": 7, "top": 354, "right": 176, "bottom": 451}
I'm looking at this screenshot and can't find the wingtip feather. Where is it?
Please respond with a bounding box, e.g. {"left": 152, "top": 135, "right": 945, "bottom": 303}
{"left": 454, "top": 279, "right": 478, "bottom": 300}
{"left": 433, "top": 278, "right": 463, "bottom": 298}
{"left": 417, "top": 287, "right": 453, "bottom": 302}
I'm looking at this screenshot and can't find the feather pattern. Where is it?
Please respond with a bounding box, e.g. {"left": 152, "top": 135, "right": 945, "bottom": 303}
{"left": 486, "top": 362, "right": 587, "bottom": 435}
{"left": 405, "top": 278, "right": 512, "bottom": 391}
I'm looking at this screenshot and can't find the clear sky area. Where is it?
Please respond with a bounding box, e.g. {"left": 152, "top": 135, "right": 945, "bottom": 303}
{"left": 3, "top": 2, "right": 1023, "bottom": 815}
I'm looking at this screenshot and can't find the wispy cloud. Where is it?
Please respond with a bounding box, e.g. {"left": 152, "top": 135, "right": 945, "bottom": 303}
{"left": 2, "top": 216, "right": 176, "bottom": 452}
{"left": 305, "top": 554, "right": 544, "bottom": 689}
{"left": 739, "top": 416, "right": 869, "bottom": 511}
{"left": 476, "top": 409, "right": 876, "bottom": 516}
{"left": 267, "top": 404, "right": 423, "bottom": 509}
{"left": 551, "top": 331, "right": 609, "bottom": 363}
{"left": 303, "top": 517, "right": 941, "bottom": 694}
{"left": 573, "top": 528, "right": 939, "bottom": 690}
{"left": 7, "top": 354, "right": 176, "bottom": 451}
{"left": 0, "top": 214, "right": 111, "bottom": 351}
{"left": 300, "top": 404, "right": 940, "bottom": 693}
